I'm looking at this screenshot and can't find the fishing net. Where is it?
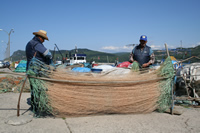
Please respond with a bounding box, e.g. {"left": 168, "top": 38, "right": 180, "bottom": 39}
{"left": 131, "top": 61, "right": 140, "bottom": 72}
{"left": 156, "top": 56, "right": 175, "bottom": 112}
{"left": 0, "top": 75, "right": 30, "bottom": 93}
{"left": 26, "top": 57, "right": 53, "bottom": 116}
{"left": 14, "top": 60, "right": 27, "bottom": 73}
{"left": 26, "top": 56, "right": 174, "bottom": 117}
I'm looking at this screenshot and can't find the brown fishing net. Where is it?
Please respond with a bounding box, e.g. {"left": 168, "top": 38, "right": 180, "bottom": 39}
{"left": 47, "top": 69, "right": 161, "bottom": 117}
{"left": 27, "top": 57, "right": 174, "bottom": 117}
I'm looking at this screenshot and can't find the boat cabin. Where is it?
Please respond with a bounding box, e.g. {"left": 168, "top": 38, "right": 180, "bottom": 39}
{"left": 69, "top": 54, "right": 86, "bottom": 64}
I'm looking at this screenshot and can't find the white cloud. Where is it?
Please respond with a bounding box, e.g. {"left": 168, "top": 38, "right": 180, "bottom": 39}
{"left": 167, "top": 45, "right": 176, "bottom": 49}
{"left": 101, "top": 46, "right": 120, "bottom": 50}
{"left": 101, "top": 45, "right": 134, "bottom": 52}
{"left": 150, "top": 44, "right": 176, "bottom": 50}
{"left": 150, "top": 45, "right": 162, "bottom": 50}
{"left": 100, "top": 42, "right": 200, "bottom": 53}
{"left": 101, "top": 43, "right": 180, "bottom": 53}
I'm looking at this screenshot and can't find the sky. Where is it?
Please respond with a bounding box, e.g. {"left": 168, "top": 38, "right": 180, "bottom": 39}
{"left": 0, "top": 0, "right": 200, "bottom": 60}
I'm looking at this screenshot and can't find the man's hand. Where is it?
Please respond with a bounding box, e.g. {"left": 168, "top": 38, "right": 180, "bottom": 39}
{"left": 142, "top": 62, "right": 150, "bottom": 68}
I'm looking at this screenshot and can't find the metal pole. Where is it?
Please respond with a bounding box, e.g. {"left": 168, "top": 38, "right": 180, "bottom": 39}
{"left": 0, "top": 29, "right": 14, "bottom": 61}
{"left": 8, "top": 34, "right": 10, "bottom": 60}
{"left": 8, "top": 29, "right": 14, "bottom": 61}
{"left": 164, "top": 43, "right": 170, "bottom": 57}
{"left": 54, "top": 44, "right": 64, "bottom": 63}
{"left": 180, "top": 40, "right": 182, "bottom": 49}
{"left": 170, "top": 79, "right": 174, "bottom": 115}
{"left": 1, "top": 41, "right": 6, "bottom": 60}
{"left": 52, "top": 46, "right": 56, "bottom": 62}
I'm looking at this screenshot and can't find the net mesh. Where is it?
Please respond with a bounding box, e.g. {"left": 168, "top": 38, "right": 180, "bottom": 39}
{"left": 27, "top": 56, "right": 174, "bottom": 117}
{"left": 48, "top": 71, "right": 160, "bottom": 117}
{"left": 26, "top": 58, "right": 53, "bottom": 116}
{"left": 14, "top": 60, "right": 27, "bottom": 73}
{"left": 157, "top": 56, "right": 175, "bottom": 112}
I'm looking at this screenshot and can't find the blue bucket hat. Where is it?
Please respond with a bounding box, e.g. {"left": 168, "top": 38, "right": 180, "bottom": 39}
{"left": 140, "top": 35, "right": 147, "bottom": 41}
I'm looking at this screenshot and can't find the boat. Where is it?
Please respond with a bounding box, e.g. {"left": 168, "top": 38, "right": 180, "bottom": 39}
{"left": 67, "top": 53, "right": 87, "bottom": 64}
{"left": 65, "top": 46, "right": 87, "bottom": 65}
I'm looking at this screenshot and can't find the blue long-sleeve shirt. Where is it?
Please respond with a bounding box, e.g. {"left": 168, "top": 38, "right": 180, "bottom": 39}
{"left": 26, "top": 36, "right": 49, "bottom": 70}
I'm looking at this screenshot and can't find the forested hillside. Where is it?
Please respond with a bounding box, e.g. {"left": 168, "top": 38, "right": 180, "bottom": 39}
{"left": 10, "top": 46, "right": 200, "bottom": 63}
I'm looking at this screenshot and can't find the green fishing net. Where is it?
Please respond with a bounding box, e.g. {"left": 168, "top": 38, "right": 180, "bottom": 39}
{"left": 130, "top": 57, "right": 175, "bottom": 112}
{"left": 131, "top": 61, "right": 140, "bottom": 72}
{"left": 26, "top": 57, "right": 53, "bottom": 116}
{"left": 157, "top": 56, "right": 175, "bottom": 112}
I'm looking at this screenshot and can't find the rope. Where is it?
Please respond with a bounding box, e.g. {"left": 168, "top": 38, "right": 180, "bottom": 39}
{"left": 0, "top": 68, "right": 180, "bottom": 85}
{"left": 28, "top": 75, "right": 167, "bottom": 86}
{"left": 0, "top": 71, "right": 26, "bottom": 76}
{"left": 175, "top": 56, "right": 200, "bottom": 64}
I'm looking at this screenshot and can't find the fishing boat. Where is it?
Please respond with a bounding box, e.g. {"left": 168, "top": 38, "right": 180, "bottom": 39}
{"left": 65, "top": 46, "right": 87, "bottom": 65}
{"left": 67, "top": 53, "right": 86, "bottom": 64}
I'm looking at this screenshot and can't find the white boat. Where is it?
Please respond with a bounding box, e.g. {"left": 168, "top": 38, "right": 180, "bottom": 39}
{"left": 66, "top": 53, "right": 87, "bottom": 65}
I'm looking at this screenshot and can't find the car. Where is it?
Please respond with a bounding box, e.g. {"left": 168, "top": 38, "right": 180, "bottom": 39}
{"left": 3, "top": 61, "right": 10, "bottom": 68}
{"left": 0, "top": 60, "right": 4, "bottom": 68}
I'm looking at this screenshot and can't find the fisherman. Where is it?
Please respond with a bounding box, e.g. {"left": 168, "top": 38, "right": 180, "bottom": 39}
{"left": 25, "top": 30, "right": 52, "bottom": 112}
{"left": 129, "top": 35, "right": 155, "bottom": 68}
{"left": 25, "top": 30, "right": 52, "bottom": 71}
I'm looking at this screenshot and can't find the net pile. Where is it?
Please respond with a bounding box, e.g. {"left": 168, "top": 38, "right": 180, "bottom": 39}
{"left": 14, "top": 60, "right": 27, "bottom": 73}
{"left": 48, "top": 72, "right": 160, "bottom": 117}
{"left": 0, "top": 75, "right": 29, "bottom": 93}
{"left": 26, "top": 58, "right": 53, "bottom": 116}
{"left": 27, "top": 57, "right": 174, "bottom": 117}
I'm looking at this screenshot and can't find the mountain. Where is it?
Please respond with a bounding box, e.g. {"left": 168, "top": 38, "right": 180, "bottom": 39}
{"left": 10, "top": 46, "right": 200, "bottom": 63}
{"left": 153, "top": 45, "right": 200, "bottom": 62}
{"left": 11, "top": 50, "right": 26, "bottom": 61}
{"left": 10, "top": 48, "right": 130, "bottom": 63}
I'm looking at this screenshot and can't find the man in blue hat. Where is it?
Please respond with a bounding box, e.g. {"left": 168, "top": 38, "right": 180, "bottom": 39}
{"left": 129, "top": 35, "right": 155, "bottom": 68}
